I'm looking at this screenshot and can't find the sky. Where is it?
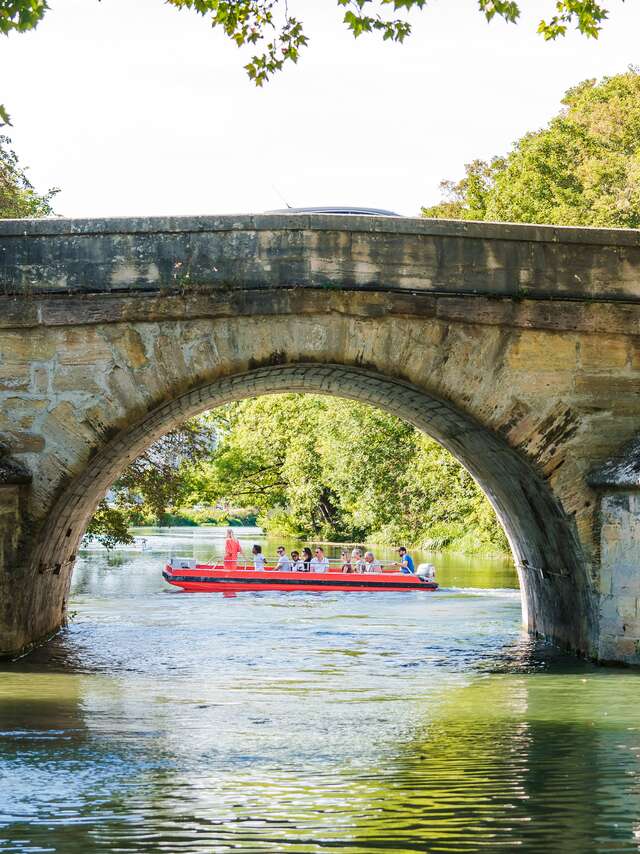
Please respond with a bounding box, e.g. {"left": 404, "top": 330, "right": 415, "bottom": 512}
{"left": 1, "top": 0, "right": 638, "bottom": 218}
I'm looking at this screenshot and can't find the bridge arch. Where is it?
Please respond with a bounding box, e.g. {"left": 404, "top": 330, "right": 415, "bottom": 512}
{"left": 3, "top": 212, "right": 640, "bottom": 663}
{"left": 28, "top": 362, "right": 591, "bottom": 660}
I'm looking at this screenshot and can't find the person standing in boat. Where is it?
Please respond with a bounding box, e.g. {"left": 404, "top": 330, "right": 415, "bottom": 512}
{"left": 310, "top": 547, "right": 330, "bottom": 573}
{"left": 275, "top": 546, "right": 292, "bottom": 571}
{"left": 224, "top": 528, "right": 244, "bottom": 570}
{"left": 395, "top": 546, "right": 416, "bottom": 575}
{"left": 252, "top": 544, "right": 266, "bottom": 571}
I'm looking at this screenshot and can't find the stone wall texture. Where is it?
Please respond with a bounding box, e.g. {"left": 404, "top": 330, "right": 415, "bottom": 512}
{"left": 1, "top": 213, "right": 640, "bottom": 662}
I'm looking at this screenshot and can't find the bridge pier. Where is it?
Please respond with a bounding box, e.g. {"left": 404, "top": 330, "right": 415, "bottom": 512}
{"left": 0, "top": 448, "right": 56, "bottom": 657}
{"left": 588, "top": 440, "right": 640, "bottom": 664}
{"left": 0, "top": 499, "right": 72, "bottom": 657}
{"left": 596, "top": 492, "right": 640, "bottom": 662}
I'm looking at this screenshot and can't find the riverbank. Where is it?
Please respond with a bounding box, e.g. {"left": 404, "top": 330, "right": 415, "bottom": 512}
{"left": 130, "top": 521, "right": 511, "bottom": 559}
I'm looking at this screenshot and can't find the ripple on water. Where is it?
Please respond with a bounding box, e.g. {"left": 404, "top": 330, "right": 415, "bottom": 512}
{"left": 2, "top": 539, "right": 640, "bottom": 852}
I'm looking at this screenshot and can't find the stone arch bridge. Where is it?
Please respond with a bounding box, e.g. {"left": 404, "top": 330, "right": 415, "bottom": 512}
{"left": 1, "top": 213, "right": 640, "bottom": 663}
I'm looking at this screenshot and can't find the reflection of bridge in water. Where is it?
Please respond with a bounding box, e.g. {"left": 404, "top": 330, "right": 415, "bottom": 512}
{"left": 388, "top": 650, "right": 640, "bottom": 851}
{"left": 1, "top": 214, "right": 640, "bottom": 662}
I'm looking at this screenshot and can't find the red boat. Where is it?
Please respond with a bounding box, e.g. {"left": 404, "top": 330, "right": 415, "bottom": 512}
{"left": 163, "top": 560, "right": 438, "bottom": 593}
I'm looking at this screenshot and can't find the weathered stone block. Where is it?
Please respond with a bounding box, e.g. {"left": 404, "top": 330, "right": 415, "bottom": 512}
{"left": 45, "top": 402, "right": 97, "bottom": 459}
{"left": 576, "top": 374, "right": 640, "bottom": 396}
{"left": 187, "top": 340, "right": 221, "bottom": 379}
{"left": 32, "top": 367, "right": 49, "bottom": 394}
{"left": 629, "top": 342, "right": 640, "bottom": 370}
{"left": 0, "top": 431, "right": 45, "bottom": 453}
{"left": 0, "top": 367, "right": 30, "bottom": 392}
{"left": 616, "top": 595, "right": 638, "bottom": 621}
{"left": 57, "top": 329, "right": 112, "bottom": 366}
{"left": 3, "top": 397, "right": 48, "bottom": 430}
{"left": 53, "top": 367, "right": 103, "bottom": 394}
{"left": 153, "top": 334, "right": 188, "bottom": 382}
{"left": 579, "top": 335, "right": 629, "bottom": 369}
{"left": 614, "top": 638, "right": 640, "bottom": 658}
{"left": 506, "top": 332, "right": 577, "bottom": 371}
{"left": 0, "top": 332, "right": 56, "bottom": 363}
{"left": 103, "top": 327, "right": 148, "bottom": 369}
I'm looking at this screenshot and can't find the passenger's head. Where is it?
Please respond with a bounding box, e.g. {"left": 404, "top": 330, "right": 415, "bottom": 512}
{"left": 398, "top": 546, "right": 407, "bottom": 556}
{"left": 291, "top": 550, "right": 300, "bottom": 560}
{"left": 252, "top": 544, "right": 262, "bottom": 555}
{"left": 303, "top": 547, "right": 312, "bottom": 560}
{"left": 364, "top": 551, "right": 375, "bottom": 562}
{"left": 341, "top": 550, "right": 349, "bottom": 560}
{"left": 351, "top": 548, "right": 362, "bottom": 559}
{"left": 315, "top": 547, "right": 325, "bottom": 559}
{"left": 276, "top": 546, "right": 286, "bottom": 557}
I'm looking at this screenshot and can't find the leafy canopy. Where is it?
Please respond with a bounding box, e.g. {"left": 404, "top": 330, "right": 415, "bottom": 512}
{"left": 84, "top": 418, "right": 219, "bottom": 548}
{"left": 95, "top": 395, "right": 507, "bottom": 554}
{"left": 0, "top": 134, "right": 57, "bottom": 217}
{"left": 0, "top": 0, "right": 616, "bottom": 86}
{"left": 422, "top": 69, "right": 640, "bottom": 228}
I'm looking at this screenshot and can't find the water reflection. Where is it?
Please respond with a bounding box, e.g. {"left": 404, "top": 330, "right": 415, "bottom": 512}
{"left": 1, "top": 531, "right": 639, "bottom": 852}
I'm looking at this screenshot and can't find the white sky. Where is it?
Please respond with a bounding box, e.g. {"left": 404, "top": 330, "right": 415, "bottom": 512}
{"left": 1, "top": 0, "right": 638, "bottom": 218}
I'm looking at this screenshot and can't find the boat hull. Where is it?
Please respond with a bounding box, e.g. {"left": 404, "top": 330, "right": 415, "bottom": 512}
{"left": 163, "top": 564, "right": 438, "bottom": 593}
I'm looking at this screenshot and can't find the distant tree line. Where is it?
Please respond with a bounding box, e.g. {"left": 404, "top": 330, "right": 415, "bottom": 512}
{"left": 423, "top": 69, "right": 640, "bottom": 229}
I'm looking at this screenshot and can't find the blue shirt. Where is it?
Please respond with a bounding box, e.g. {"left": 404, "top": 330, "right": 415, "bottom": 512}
{"left": 401, "top": 553, "right": 415, "bottom": 574}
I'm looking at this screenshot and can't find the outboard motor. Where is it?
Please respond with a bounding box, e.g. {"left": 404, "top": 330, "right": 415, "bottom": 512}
{"left": 168, "top": 557, "right": 197, "bottom": 570}
{"left": 417, "top": 563, "right": 436, "bottom": 580}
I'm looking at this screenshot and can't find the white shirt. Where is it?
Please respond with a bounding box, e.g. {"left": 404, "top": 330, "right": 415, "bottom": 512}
{"left": 253, "top": 553, "right": 266, "bottom": 571}
{"left": 364, "top": 560, "right": 382, "bottom": 573}
{"left": 310, "top": 556, "right": 330, "bottom": 573}
{"left": 276, "top": 554, "right": 292, "bottom": 571}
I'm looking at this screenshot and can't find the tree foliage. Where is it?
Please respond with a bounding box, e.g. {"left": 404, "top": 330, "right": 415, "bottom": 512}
{"left": 0, "top": 134, "right": 57, "bottom": 218}
{"left": 0, "top": 0, "right": 616, "bottom": 86}
{"left": 423, "top": 69, "right": 640, "bottom": 228}
{"left": 88, "top": 395, "right": 507, "bottom": 552}
{"left": 86, "top": 418, "right": 219, "bottom": 548}
{"left": 84, "top": 500, "right": 135, "bottom": 550}
{"left": 180, "top": 395, "right": 508, "bottom": 551}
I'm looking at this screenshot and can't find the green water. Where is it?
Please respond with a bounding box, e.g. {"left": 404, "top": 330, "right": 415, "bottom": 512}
{"left": 1, "top": 528, "right": 640, "bottom": 852}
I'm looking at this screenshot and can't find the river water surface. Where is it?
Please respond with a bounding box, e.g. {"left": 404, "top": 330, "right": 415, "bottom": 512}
{"left": 2, "top": 528, "right": 640, "bottom": 853}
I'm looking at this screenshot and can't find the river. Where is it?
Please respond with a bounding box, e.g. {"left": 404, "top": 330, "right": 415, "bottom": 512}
{"left": 2, "top": 527, "right": 640, "bottom": 853}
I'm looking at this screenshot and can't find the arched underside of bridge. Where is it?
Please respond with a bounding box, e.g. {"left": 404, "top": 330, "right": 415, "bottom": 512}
{"left": 10, "top": 363, "right": 593, "bottom": 660}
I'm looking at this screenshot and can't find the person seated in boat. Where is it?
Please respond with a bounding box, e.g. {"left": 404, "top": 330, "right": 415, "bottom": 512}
{"left": 301, "top": 547, "right": 313, "bottom": 571}
{"left": 310, "top": 547, "right": 330, "bottom": 573}
{"left": 290, "top": 550, "right": 305, "bottom": 571}
{"left": 341, "top": 549, "right": 354, "bottom": 573}
{"left": 363, "top": 550, "right": 382, "bottom": 573}
{"left": 351, "top": 548, "right": 366, "bottom": 573}
{"left": 395, "top": 546, "right": 415, "bottom": 575}
{"left": 252, "top": 543, "right": 266, "bottom": 571}
{"left": 224, "top": 528, "right": 243, "bottom": 570}
{"left": 275, "top": 546, "right": 292, "bottom": 571}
